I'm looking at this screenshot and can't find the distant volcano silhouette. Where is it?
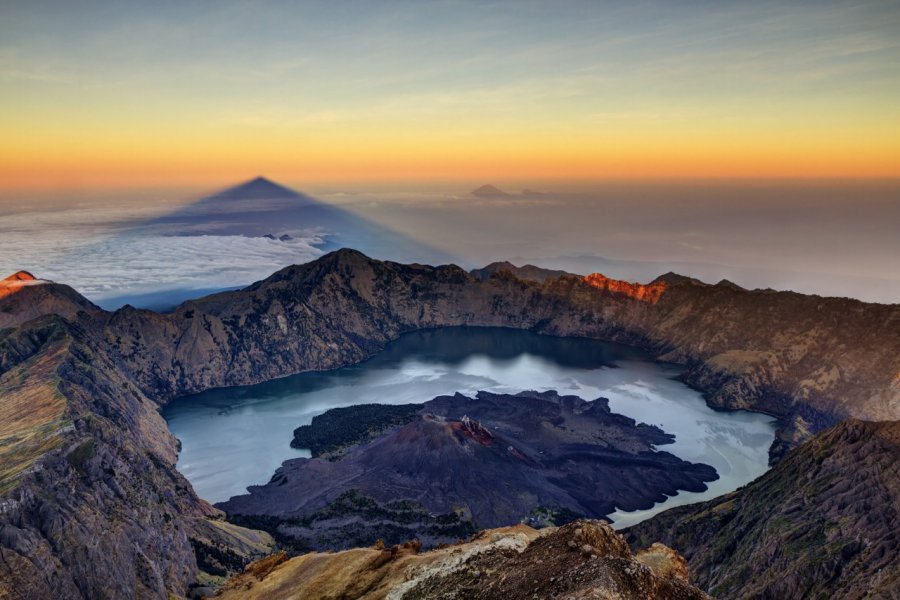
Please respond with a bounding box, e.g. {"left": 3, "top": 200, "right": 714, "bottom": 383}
{"left": 471, "top": 184, "right": 511, "bottom": 199}
{"left": 147, "top": 176, "right": 452, "bottom": 263}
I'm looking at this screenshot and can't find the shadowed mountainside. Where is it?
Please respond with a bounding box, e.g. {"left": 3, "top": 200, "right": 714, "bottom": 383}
{"left": 0, "top": 314, "right": 274, "bottom": 598}
{"left": 145, "top": 177, "right": 452, "bottom": 265}
{"left": 469, "top": 261, "right": 572, "bottom": 282}
{"left": 625, "top": 419, "right": 900, "bottom": 599}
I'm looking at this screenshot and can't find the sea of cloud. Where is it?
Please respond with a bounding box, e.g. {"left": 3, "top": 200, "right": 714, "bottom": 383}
{"left": 329, "top": 181, "right": 900, "bottom": 304}
{"left": 3, "top": 180, "right": 898, "bottom": 306}
{"left": 0, "top": 205, "right": 324, "bottom": 303}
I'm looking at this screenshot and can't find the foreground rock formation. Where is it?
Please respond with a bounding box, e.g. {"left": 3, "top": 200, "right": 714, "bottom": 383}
{"left": 218, "top": 520, "right": 711, "bottom": 600}
{"left": 0, "top": 249, "right": 898, "bottom": 597}
{"left": 220, "top": 391, "right": 717, "bottom": 550}
{"left": 625, "top": 419, "right": 900, "bottom": 599}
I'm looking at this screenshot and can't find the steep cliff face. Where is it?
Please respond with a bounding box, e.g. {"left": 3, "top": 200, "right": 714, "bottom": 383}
{"left": 625, "top": 419, "right": 900, "bottom": 599}
{"left": 217, "top": 520, "right": 711, "bottom": 600}
{"left": 0, "top": 310, "right": 272, "bottom": 599}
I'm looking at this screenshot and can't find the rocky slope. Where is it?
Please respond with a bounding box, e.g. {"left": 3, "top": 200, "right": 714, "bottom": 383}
{"left": 218, "top": 520, "right": 711, "bottom": 600}
{"left": 0, "top": 249, "right": 898, "bottom": 597}
{"left": 583, "top": 272, "right": 668, "bottom": 304}
{"left": 0, "top": 311, "right": 271, "bottom": 598}
{"left": 0, "top": 272, "right": 98, "bottom": 329}
{"left": 219, "top": 391, "right": 717, "bottom": 550}
{"left": 625, "top": 419, "right": 900, "bottom": 599}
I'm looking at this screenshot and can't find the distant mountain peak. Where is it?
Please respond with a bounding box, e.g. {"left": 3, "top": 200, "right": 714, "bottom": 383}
{"left": 470, "top": 262, "right": 572, "bottom": 282}
{"left": 715, "top": 278, "right": 745, "bottom": 291}
{"left": 472, "top": 184, "right": 511, "bottom": 198}
{"left": 651, "top": 272, "right": 702, "bottom": 287}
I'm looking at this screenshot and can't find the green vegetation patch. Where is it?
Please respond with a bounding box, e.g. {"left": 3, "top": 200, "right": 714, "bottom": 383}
{"left": 0, "top": 345, "right": 70, "bottom": 495}
{"left": 291, "top": 403, "right": 423, "bottom": 458}
{"left": 66, "top": 438, "right": 95, "bottom": 473}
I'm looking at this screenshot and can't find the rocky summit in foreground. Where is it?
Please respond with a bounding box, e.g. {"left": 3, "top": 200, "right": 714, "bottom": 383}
{"left": 0, "top": 249, "right": 898, "bottom": 598}
{"left": 217, "top": 520, "right": 711, "bottom": 600}
{"left": 625, "top": 419, "right": 900, "bottom": 599}
{"left": 219, "top": 391, "right": 717, "bottom": 550}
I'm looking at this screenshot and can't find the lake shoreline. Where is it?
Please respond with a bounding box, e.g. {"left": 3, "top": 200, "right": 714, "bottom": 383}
{"left": 163, "top": 327, "right": 776, "bottom": 530}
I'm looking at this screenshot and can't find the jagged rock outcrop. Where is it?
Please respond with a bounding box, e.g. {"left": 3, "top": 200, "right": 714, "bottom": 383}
{"left": 583, "top": 272, "right": 668, "bottom": 303}
{"left": 625, "top": 419, "right": 900, "bottom": 599}
{"left": 217, "top": 520, "right": 710, "bottom": 600}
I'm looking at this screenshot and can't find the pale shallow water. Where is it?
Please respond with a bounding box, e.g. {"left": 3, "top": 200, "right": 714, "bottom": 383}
{"left": 163, "top": 327, "right": 776, "bottom": 527}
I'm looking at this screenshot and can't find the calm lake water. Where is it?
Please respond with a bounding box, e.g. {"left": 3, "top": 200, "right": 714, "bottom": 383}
{"left": 163, "top": 327, "right": 776, "bottom": 527}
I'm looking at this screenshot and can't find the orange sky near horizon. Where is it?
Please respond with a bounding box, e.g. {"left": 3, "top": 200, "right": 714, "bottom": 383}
{"left": 3, "top": 123, "right": 898, "bottom": 191}
{"left": 2, "top": 1, "right": 899, "bottom": 191}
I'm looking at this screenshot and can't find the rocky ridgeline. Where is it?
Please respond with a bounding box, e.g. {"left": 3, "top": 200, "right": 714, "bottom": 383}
{"left": 583, "top": 272, "right": 668, "bottom": 303}
{"left": 0, "top": 249, "right": 898, "bottom": 597}
{"left": 98, "top": 250, "right": 899, "bottom": 453}
{"left": 218, "top": 520, "right": 711, "bottom": 600}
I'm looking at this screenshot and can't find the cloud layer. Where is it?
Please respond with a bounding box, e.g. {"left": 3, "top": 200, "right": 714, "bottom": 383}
{"left": 0, "top": 205, "right": 324, "bottom": 302}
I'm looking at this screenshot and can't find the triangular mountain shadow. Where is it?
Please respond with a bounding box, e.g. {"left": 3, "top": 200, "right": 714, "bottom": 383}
{"left": 89, "top": 177, "right": 455, "bottom": 311}
{"left": 142, "top": 176, "right": 453, "bottom": 261}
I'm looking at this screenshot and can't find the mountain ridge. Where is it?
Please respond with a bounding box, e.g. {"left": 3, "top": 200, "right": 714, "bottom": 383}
{"left": 0, "top": 249, "right": 898, "bottom": 597}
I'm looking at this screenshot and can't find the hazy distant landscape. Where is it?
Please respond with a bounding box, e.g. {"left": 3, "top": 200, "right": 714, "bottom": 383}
{"left": 3, "top": 178, "right": 899, "bottom": 306}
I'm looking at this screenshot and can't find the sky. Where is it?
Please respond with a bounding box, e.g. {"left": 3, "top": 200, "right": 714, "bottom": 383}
{"left": 2, "top": 0, "right": 900, "bottom": 189}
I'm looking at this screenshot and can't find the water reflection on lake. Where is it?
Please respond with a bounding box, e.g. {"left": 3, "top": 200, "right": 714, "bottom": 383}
{"left": 162, "top": 327, "right": 776, "bottom": 526}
